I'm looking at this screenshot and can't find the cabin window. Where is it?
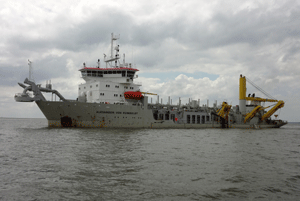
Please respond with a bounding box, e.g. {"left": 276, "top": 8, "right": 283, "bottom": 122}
{"left": 197, "top": 115, "right": 200, "bottom": 124}
{"left": 115, "top": 85, "right": 119, "bottom": 88}
{"left": 206, "top": 116, "right": 210, "bottom": 122}
{"left": 96, "top": 84, "right": 98, "bottom": 87}
{"left": 100, "top": 93, "right": 104, "bottom": 96}
{"left": 90, "top": 86, "right": 92, "bottom": 88}
{"left": 122, "top": 71, "right": 126, "bottom": 77}
{"left": 187, "top": 115, "right": 191, "bottom": 124}
{"left": 113, "top": 71, "right": 116, "bottom": 74}
{"left": 202, "top": 115, "right": 205, "bottom": 124}
{"left": 130, "top": 87, "right": 134, "bottom": 89}
{"left": 108, "top": 71, "right": 112, "bottom": 74}
{"left": 124, "top": 86, "right": 128, "bottom": 89}
{"left": 104, "top": 71, "right": 108, "bottom": 74}
{"left": 117, "top": 71, "right": 121, "bottom": 74}
{"left": 114, "top": 94, "right": 118, "bottom": 97}
{"left": 192, "top": 115, "right": 195, "bottom": 124}
{"left": 106, "top": 85, "right": 110, "bottom": 88}
{"left": 120, "top": 94, "right": 122, "bottom": 97}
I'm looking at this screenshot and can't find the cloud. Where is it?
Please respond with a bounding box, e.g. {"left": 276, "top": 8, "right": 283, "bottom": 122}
{"left": 1, "top": 0, "right": 300, "bottom": 121}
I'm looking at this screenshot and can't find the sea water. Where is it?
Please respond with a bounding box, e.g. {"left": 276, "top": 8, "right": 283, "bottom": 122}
{"left": 0, "top": 118, "right": 299, "bottom": 200}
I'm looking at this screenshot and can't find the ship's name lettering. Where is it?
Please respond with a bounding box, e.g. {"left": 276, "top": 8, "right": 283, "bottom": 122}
{"left": 96, "top": 111, "right": 115, "bottom": 114}
{"left": 96, "top": 111, "right": 137, "bottom": 115}
{"left": 123, "top": 112, "right": 138, "bottom": 115}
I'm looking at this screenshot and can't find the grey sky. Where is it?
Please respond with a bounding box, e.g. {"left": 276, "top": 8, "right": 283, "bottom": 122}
{"left": 1, "top": 0, "right": 299, "bottom": 121}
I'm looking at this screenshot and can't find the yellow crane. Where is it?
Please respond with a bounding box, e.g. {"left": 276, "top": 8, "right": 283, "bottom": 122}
{"left": 244, "top": 106, "right": 270, "bottom": 123}
{"left": 239, "top": 74, "right": 284, "bottom": 122}
{"left": 244, "top": 105, "right": 262, "bottom": 123}
{"left": 217, "top": 102, "right": 232, "bottom": 120}
{"left": 261, "top": 100, "right": 284, "bottom": 121}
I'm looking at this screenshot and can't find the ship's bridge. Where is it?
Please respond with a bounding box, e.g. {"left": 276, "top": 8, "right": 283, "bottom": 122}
{"left": 79, "top": 67, "right": 139, "bottom": 81}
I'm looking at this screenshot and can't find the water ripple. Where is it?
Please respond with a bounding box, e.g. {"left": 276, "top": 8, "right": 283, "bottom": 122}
{"left": 0, "top": 119, "right": 299, "bottom": 200}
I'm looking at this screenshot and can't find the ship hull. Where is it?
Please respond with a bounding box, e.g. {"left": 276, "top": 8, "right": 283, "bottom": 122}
{"left": 36, "top": 101, "right": 287, "bottom": 129}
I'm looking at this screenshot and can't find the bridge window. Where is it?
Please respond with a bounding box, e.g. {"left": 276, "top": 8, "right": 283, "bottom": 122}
{"left": 127, "top": 71, "right": 135, "bottom": 78}
{"left": 81, "top": 71, "right": 87, "bottom": 77}
{"left": 97, "top": 71, "right": 103, "bottom": 77}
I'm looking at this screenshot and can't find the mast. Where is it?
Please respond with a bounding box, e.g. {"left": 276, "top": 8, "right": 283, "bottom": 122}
{"left": 104, "top": 33, "right": 120, "bottom": 68}
{"left": 28, "top": 59, "right": 33, "bottom": 81}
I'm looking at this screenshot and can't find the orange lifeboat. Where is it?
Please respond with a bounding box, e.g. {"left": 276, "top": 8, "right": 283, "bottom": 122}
{"left": 124, "top": 91, "right": 144, "bottom": 100}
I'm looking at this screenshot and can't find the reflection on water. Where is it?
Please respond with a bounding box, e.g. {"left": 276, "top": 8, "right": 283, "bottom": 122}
{"left": 0, "top": 118, "right": 299, "bottom": 200}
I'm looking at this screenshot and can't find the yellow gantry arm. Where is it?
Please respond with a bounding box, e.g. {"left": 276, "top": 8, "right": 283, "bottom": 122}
{"left": 261, "top": 100, "right": 285, "bottom": 121}
{"left": 244, "top": 105, "right": 262, "bottom": 123}
{"left": 217, "top": 102, "right": 232, "bottom": 120}
{"left": 245, "top": 97, "right": 278, "bottom": 102}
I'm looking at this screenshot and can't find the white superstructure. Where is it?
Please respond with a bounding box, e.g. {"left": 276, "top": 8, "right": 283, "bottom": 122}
{"left": 78, "top": 33, "right": 141, "bottom": 104}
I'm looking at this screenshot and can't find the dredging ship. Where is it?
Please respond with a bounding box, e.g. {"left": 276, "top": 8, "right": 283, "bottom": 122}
{"left": 15, "top": 34, "right": 287, "bottom": 129}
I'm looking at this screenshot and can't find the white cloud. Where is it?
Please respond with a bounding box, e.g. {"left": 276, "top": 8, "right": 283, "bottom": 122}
{"left": 1, "top": 0, "right": 300, "bottom": 121}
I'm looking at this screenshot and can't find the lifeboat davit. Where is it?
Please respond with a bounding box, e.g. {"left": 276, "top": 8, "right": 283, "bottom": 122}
{"left": 124, "top": 91, "right": 144, "bottom": 100}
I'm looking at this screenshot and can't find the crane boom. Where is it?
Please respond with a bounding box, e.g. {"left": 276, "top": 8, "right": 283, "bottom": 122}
{"left": 244, "top": 105, "right": 262, "bottom": 123}
{"left": 217, "top": 102, "right": 232, "bottom": 120}
{"left": 245, "top": 97, "right": 278, "bottom": 102}
{"left": 261, "top": 100, "right": 285, "bottom": 121}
